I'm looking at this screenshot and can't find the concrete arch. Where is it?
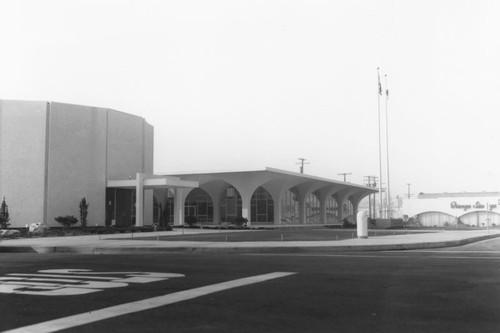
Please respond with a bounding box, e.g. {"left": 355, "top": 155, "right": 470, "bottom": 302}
{"left": 169, "top": 168, "right": 377, "bottom": 226}
{"left": 260, "top": 177, "right": 308, "bottom": 225}
{"left": 250, "top": 186, "right": 274, "bottom": 223}
{"left": 315, "top": 184, "right": 351, "bottom": 224}
{"left": 333, "top": 188, "right": 359, "bottom": 220}
{"left": 348, "top": 189, "right": 375, "bottom": 220}
{"left": 196, "top": 179, "right": 234, "bottom": 224}
{"left": 292, "top": 180, "right": 327, "bottom": 223}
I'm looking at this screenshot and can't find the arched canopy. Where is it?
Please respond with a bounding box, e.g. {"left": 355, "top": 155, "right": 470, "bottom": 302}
{"left": 168, "top": 167, "right": 376, "bottom": 225}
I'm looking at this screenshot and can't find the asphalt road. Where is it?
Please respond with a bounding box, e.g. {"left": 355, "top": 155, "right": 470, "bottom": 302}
{"left": 1, "top": 238, "right": 499, "bottom": 333}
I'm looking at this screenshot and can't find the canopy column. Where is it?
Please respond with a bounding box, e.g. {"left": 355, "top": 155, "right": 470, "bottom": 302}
{"left": 135, "top": 172, "right": 144, "bottom": 227}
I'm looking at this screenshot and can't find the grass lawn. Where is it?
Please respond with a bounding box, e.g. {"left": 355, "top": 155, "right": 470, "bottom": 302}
{"left": 122, "top": 228, "right": 419, "bottom": 242}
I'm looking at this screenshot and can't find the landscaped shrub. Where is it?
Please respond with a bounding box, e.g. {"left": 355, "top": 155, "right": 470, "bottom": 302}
{"left": 234, "top": 216, "right": 248, "bottom": 227}
{"left": 54, "top": 215, "right": 79, "bottom": 228}
{"left": 79, "top": 198, "right": 89, "bottom": 228}
{"left": 0, "top": 229, "right": 20, "bottom": 238}
{"left": 341, "top": 218, "right": 356, "bottom": 228}
{"left": 0, "top": 197, "right": 10, "bottom": 228}
{"left": 185, "top": 215, "right": 198, "bottom": 227}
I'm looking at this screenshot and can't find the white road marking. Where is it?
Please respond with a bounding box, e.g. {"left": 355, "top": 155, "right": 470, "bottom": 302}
{"left": 0, "top": 285, "right": 102, "bottom": 296}
{"left": 0, "top": 270, "right": 185, "bottom": 296}
{"left": 38, "top": 269, "right": 186, "bottom": 278}
{"left": 9, "top": 273, "right": 117, "bottom": 280}
{"left": 245, "top": 253, "right": 500, "bottom": 260}
{"left": 404, "top": 250, "right": 500, "bottom": 253}
{"left": 3, "top": 272, "right": 296, "bottom": 333}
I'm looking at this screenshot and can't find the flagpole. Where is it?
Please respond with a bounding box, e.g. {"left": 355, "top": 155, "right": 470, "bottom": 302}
{"left": 385, "top": 74, "right": 391, "bottom": 218}
{"left": 377, "top": 68, "right": 384, "bottom": 218}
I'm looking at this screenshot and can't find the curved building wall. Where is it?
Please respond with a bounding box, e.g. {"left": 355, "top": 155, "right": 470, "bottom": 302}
{"left": 0, "top": 100, "right": 48, "bottom": 226}
{"left": 46, "top": 102, "right": 107, "bottom": 227}
{"left": 416, "top": 212, "right": 456, "bottom": 227}
{"left": 107, "top": 110, "right": 151, "bottom": 179}
{"left": 0, "top": 100, "right": 153, "bottom": 228}
{"left": 460, "top": 211, "right": 500, "bottom": 227}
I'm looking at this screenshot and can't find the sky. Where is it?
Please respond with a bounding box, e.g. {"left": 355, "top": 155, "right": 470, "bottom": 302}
{"left": 0, "top": 0, "right": 499, "bottom": 198}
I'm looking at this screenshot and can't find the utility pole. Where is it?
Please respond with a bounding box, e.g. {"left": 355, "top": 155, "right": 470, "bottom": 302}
{"left": 296, "top": 158, "right": 309, "bottom": 174}
{"left": 338, "top": 172, "right": 352, "bottom": 182}
{"left": 406, "top": 183, "right": 413, "bottom": 199}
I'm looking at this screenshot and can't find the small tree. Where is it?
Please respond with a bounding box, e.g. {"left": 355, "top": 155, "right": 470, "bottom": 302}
{"left": 79, "top": 198, "right": 89, "bottom": 228}
{"left": 234, "top": 216, "right": 248, "bottom": 227}
{"left": 55, "top": 215, "right": 79, "bottom": 229}
{"left": 0, "top": 197, "right": 10, "bottom": 228}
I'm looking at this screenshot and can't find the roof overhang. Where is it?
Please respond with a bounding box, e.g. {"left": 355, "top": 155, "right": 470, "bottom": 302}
{"left": 167, "top": 167, "right": 377, "bottom": 194}
{"left": 107, "top": 176, "right": 198, "bottom": 190}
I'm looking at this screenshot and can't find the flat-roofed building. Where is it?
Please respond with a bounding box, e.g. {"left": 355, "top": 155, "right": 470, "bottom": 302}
{"left": 403, "top": 192, "right": 500, "bottom": 227}
{"left": 159, "top": 168, "right": 376, "bottom": 227}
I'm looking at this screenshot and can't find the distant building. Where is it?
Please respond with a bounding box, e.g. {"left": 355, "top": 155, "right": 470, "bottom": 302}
{"left": 0, "top": 100, "right": 375, "bottom": 228}
{"left": 403, "top": 192, "right": 500, "bottom": 227}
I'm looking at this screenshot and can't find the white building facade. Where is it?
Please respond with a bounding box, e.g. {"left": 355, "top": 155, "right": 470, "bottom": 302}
{"left": 403, "top": 192, "right": 500, "bottom": 227}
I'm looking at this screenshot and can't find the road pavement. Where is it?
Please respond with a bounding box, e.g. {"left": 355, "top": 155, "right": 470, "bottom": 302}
{"left": 1, "top": 228, "right": 500, "bottom": 254}
{"left": 1, "top": 238, "right": 500, "bottom": 332}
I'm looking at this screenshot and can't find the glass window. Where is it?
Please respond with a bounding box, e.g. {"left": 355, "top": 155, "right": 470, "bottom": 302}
{"left": 326, "top": 195, "right": 339, "bottom": 224}
{"left": 281, "top": 190, "right": 299, "bottom": 224}
{"left": 251, "top": 187, "right": 274, "bottom": 223}
{"left": 184, "top": 188, "right": 214, "bottom": 223}
{"left": 305, "top": 193, "right": 320, "bottom": 223}
{"left": 220, "top": 186, "right": 242, "bottom": 223}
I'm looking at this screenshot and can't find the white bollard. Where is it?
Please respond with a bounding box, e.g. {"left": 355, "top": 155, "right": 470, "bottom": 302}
{"left": 357, "top": 211, "right": 368, "bottom": 239}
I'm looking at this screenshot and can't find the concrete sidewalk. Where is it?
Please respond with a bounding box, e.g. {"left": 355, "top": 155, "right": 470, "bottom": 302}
{"left": 1, "top": 229, "right": 499, "bottom": 254}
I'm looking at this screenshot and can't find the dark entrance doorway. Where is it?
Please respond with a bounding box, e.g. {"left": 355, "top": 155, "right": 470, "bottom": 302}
{"left": 106, "top": 188, "right": 136, "bottom": 227}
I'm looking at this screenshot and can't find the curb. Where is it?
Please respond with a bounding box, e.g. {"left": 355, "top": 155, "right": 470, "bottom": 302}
{"left": 2, "top": 233, "right": 498, "bottom": 254}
